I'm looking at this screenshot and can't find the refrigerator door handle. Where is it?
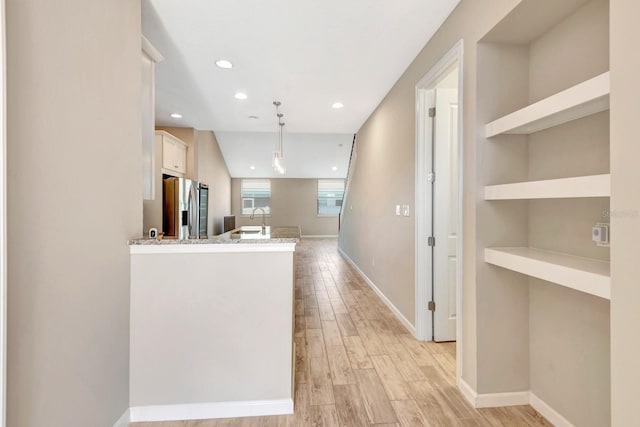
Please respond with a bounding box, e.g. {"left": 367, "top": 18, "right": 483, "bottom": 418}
{"left": 189, "top": 184, "right": 198, "bottom": 238}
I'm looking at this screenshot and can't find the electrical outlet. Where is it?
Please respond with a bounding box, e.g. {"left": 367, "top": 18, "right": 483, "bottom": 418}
{"left": 592, "top": 222, "right": 610, "bottom": 247}
{"left": 402, "top": 204, "right": 410, "bottom": 217}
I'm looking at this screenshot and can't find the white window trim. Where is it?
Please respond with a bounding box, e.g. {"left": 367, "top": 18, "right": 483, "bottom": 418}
{"left": 316, "top": 179, "right": 345, "bottom": 217}
{"left": 240, "top": 179, "right": 272, "bottom": 217}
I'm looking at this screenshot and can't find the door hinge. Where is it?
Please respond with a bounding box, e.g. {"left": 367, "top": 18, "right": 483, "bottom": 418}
{"left": 428, "top": 301, "right": 436, "bottom": 311}
{"left": 427, "top": 236, "right": 435, "bottom": 246}
{"left": 428, "top": 107, "right": 436, "bottom": 118}
{"left": 427, "top": 171, "right": 435, "bottom": 183}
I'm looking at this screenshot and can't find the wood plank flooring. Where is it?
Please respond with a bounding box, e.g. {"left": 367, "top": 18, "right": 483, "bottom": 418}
{"left": 130, "top": 238, "right": 551, "bottom": 427}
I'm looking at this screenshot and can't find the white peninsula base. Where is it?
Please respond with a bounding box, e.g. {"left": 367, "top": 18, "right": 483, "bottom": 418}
{"left": 129, "top": 241, "right": 296, "bottom": 422}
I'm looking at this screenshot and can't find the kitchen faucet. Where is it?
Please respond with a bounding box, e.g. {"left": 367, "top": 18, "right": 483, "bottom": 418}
{"left": 250, "top": 207, "right": 267, "bottom": 233}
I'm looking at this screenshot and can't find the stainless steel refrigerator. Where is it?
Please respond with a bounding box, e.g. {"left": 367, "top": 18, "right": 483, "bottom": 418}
{"left": 163, "top": 177, "right": 208, "bottom": 239}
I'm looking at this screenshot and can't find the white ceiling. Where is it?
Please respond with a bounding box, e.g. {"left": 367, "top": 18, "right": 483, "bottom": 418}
{"left": 142, "top": 0, "right": 460, "bottom": 177}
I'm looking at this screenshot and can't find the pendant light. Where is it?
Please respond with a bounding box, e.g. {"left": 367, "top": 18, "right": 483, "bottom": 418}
{"left": 272, "top": 101, "right": 286, "bottom": 175}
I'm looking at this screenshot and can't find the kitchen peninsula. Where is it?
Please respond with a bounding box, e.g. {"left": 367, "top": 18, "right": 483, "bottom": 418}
{"left": 128, "top": 226, "right": 300, "bottom": 423}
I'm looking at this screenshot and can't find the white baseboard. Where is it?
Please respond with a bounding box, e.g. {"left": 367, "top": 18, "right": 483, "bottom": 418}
{"left": 113, "top": 408, "right": 130, "bottom": 427}
{"left": 458, "top": 377, "right": 478, "bottom": 406}
{"left": 475, "top": 389, "right": 530, "bottom": 408}
{"left": 458, "top": 379, "right": 574, "bottom": 427}
{"left": 530, "top": 392, "right": 574, "bottom": 427}
{"left": 301, "top": 235, "right": 338, "bottom": 238}
{"left": 338, "top": 247, "right": 415, "bottom": 335}
{"left": 129, "top": 398, "right": 294, "bottom": 422}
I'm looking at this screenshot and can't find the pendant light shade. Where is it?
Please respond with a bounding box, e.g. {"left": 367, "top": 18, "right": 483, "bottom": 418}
{"left": 272, "top": 101, "right": 286, "bottom": 175}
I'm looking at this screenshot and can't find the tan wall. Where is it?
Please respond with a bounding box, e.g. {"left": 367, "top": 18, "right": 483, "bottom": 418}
{"left": 196, "top": 130, "right": 231, "bottom": 235}
{"left": 525, "top": 2, "right": 610, "bottom": 425}
{"left": 231, "top": 178, "right": 339, "bottom": 236}
{"left": 610, "top": 0, "right": 640, "bottom": 425}
{"left": 338, "top": 0, "right": 523, "bottom": 390}
{"left": 6, "top": 0, "right": 141, "bottom": 425}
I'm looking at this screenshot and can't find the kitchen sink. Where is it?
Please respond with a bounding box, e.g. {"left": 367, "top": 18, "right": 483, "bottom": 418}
{"left": 228, "top": 226, "right": 271, "bottom": 239}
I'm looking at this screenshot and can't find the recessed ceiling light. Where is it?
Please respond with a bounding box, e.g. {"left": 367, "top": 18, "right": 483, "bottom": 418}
{"left": 248, "top": 115, "right": 259, "bottom": 119}
{"left": 332, "top": 166, "right": 338, "bottom": 171}
{"left": 235, "top": 92, "right": 248, "bottom": 100}
{"left": 332, "top": 102, "right": 344, "bottom": 109}
{"left": 249, "top": 165, "right": 256, "bottom": 170}
{"left": 170, "top": 113, "right": 182, "bottom": 119}
{"left": 215, "top": 59, "right": 233, "bottom": 69}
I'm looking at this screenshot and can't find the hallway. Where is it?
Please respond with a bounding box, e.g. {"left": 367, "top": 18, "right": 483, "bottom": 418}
{"left": 132, "top": 238, "right": 550, "bottom": 427}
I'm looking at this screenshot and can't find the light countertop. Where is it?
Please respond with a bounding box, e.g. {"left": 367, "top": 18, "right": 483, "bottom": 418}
{"left": 129, "top": 226, "right": 301, "bottom": 245}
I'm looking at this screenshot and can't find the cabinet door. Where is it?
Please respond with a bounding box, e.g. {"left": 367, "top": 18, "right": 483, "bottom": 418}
{"left": 162, "top": 135, "right": 187, "bottom": 174}
{"left": 173, "top": 142, "right": 187, "bottom": 174}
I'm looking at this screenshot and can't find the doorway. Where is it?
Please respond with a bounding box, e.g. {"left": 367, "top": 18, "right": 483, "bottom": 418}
{"left": 414, "top": 40, "right": 463, "bottom": 377}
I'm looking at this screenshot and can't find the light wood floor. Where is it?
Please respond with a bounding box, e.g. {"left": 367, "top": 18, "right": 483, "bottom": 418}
{"left": 131, "top": 238, "right": 551, "bottom": 427}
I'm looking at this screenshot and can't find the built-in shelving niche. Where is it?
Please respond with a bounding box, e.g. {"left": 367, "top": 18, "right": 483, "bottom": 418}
{"left": 476, "top": 0, "right": 611, "bottom": 425}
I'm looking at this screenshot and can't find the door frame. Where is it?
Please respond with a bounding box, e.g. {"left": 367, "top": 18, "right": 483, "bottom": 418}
{"left": 414, "top": 40, "right": 464, "bottom": 376}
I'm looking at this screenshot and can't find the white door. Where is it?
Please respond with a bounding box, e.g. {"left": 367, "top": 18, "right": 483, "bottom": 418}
{"left": 433, "top": 88, "right": 458, "bottom": 342}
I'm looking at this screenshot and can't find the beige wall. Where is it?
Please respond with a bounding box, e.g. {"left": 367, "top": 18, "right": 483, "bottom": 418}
{"left": 610, "top": 0, "right": 640, "bottom": 425}
{"left": 525, "top": 3, "right": 610, "bottom": 425}
{"left": 339, "top": 0, "right": 523, "bottom": 390}
{"left": 340, "top": 3, "right": 617, "bottom": 423}
{"left": 6, "top": 0, "right": 141, "bottom": 426}
{"left": 231, "top": 178, "right": 339, "bottom": 236}
{"left": 196, "top": 130, "right": 231, "bottom": 235}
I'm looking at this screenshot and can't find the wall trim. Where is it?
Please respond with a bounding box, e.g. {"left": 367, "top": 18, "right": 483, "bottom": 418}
{"left": 338, "top": 247, "right": 416, "bottom": 335}
{"left": 458, "top": 379, "right": 574, "bottom": 427}
{"left": 475, "top": 390, "right": 530, "bottom": 408}
{"left": 529, "top": 392, "right": 574, "bottom": 427}
{"left": 129, "top": 398, "right": 294, "bottom": 422}
{"left": 458, "top": 377, "right": 478, "bottom": 406}
{"left": 301, "top": 235, "right": 339, "bottom": 239}
{"left": 112, "top": 409, "right": 131, "bottom": 427}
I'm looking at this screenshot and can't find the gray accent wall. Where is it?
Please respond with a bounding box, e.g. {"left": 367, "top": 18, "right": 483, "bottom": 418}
{"left": 6, "top": 0, "right": 141, "bottom": 425}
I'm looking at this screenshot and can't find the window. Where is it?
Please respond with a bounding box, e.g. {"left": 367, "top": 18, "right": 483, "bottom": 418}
{"left": 241, "top": 179, "right": 271, "bottom": 215}
{"left": 318, "top": 179, "right": 345, "bottom": 216}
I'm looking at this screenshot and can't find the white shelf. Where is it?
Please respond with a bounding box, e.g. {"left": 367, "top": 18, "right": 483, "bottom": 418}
{"left": 485, "top": 247, "right": 610, "bottom": 300}
{"left": 485, "top": 72, "right": 610, "bottom": 138}
{"left": 484, "top": 174, "right": 610, "bottom": 200}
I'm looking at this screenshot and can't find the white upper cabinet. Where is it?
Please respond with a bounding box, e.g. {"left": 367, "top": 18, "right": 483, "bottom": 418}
{"left": 157, "top": 130, "right": 187, "bottom": 175}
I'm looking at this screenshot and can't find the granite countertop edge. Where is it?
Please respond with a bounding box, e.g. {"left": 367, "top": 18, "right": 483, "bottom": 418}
{"left": 128, "top": 237, "right": 299, "bottom": 245}
{"left": 129, "top": 226, "right": 301, "bottom": 245}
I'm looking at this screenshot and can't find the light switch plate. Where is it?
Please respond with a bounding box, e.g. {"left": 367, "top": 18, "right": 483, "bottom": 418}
{"left": 395, "top": 205, "right": 401, "bottom": 216}
{"left": 402, "top": 205, "right": 410, "bottom": 217}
